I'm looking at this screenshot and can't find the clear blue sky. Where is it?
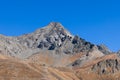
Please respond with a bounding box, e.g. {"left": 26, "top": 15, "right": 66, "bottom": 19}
{"left": 0, "top": 0, "right": 120, "bottom": 52}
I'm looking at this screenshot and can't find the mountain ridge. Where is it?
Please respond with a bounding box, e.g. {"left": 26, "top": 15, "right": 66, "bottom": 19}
{"left": 0, "top": 22, "right": 119, "bottom": 80}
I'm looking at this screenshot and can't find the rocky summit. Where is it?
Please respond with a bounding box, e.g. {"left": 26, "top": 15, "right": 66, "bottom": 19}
{"left": 0, "top": 22, "right": 119, "bottom": 80}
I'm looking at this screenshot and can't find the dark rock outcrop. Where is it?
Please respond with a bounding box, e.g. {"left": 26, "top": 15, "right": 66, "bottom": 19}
{"left": 92, "top": 59, "right": 120, "bottom": 74}
{"left": 97, "top": 44, "right": 111, "bottom": 54}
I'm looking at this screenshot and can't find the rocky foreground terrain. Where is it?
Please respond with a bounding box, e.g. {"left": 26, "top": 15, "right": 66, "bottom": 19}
{"left": 0, "top": 22, "right": 120, "bottom": 80}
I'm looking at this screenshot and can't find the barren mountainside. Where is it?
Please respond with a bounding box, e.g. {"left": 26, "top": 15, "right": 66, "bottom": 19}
{"left": 0, "top": 22, "right": 120, "bottom": 80}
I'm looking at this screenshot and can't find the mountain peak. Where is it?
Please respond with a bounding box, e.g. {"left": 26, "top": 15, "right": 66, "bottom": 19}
{"left": 48, "top": 22, "right": 63, "bottom": 28}
{"left": 35, "top": 22, "right": 65, "bottom": 33}
{"left": 43, "top": 22, "right": 73, "bottom": 37}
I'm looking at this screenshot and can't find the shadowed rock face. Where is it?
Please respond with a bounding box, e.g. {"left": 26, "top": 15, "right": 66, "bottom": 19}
{"left": 0, "top": 22, "right": 120, "bottom": 80}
